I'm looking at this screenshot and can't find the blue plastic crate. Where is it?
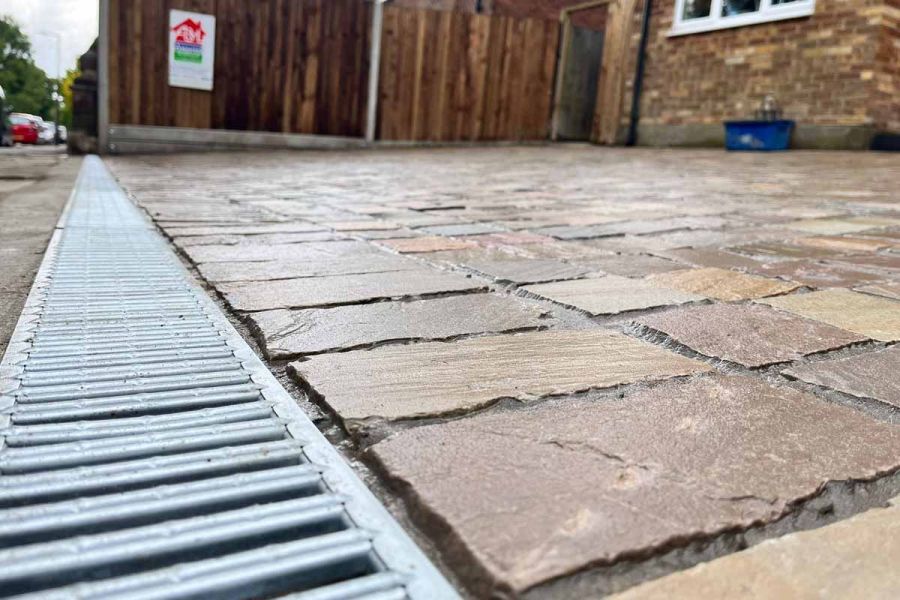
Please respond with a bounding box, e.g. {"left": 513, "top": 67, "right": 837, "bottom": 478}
{"left": 724, "top": 120, "right": 794, "bottom": 151}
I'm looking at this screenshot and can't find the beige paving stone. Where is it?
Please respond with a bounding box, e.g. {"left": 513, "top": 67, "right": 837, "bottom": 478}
{"left": 321, "top": 220, "right": 400, "bottom": 231}
{"left": 174, "top": 231, "right": 340, "bottom": 246}
{"left": 196, "top": 254, "right": 418, "bottom": 283}
{"left": 163, "top": 223, "right": 327, "bottom": 236}
{"left": 831, "top": 254, "right": 900, "bottom": 273}
{"left": 760, "top": 289, "right": 900, "bottom": 342}
{"left": 649, "top": 267, "right": 798, "bottom": 301}
{"left": 378, "top": 236, "right": 478, "bottom": 253}
{"left": 219, "top": 268, "right": 485, "bottom": 311}
{"left": 729, "top": 242, "right": 846, "bottom": 261}
{"left": 783, "top": 346, "right": 900, "bottom": 408}
{"left": 523, "top": 275, "right": 704, "bottom": 315}
{"left": 610, "top": 497, "right": 900, "bottom": 600}
{"left": 794, "top": 235, "right": 890, "bottom": 253}
{"left": 636, "top": 303, "right": 863, "bottom": 367}
{"left": 786, "top": 216, "right": 900, "bottom": 235}
{"left": 459, "top": 256, "right": 591, "bottom": 284}
{"left": 855, "top": 281, "right": 900, "bottom": 300}
{"left": 248, "top": 294, "right": 549, "bottom": 358}
{"left": 291, "top": 330, "right": 712, "bottom": 426}
{"left": 468, "top": 231, "right": 555, "bottom": 248}
{"left": 369, "top": 376, "right": 900, "bottom": 596}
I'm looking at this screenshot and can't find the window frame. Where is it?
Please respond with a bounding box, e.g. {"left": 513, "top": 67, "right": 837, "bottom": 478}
{"left": 669, "top": 0, "right": 815, "bottom": 36}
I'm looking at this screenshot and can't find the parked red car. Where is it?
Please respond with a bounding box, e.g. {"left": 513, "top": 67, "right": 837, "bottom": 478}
{"left": 9, "top": 113, "right": 40, "bottom": 144}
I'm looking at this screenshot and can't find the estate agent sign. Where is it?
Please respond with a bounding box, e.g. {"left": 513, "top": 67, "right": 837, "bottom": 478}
{"left": 168, "top": 10, "right": 216, "bottom": 91}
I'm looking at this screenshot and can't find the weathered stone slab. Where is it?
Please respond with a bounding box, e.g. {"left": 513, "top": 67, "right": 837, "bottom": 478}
{"left": 794, "top": 235, "right": 889, "bottom": 253}
{"left": 220, "top": 268, "right": 484, "bottom": 311}
{"left": 636, "top": 303, "right": 864, "bottom": 367}
{"left": 786, "top": 216, "right": 900, "bottom": 235}
{"left": 657, "top": 248, "right": 763, "bottom": 271}
{"left": 291, "top": 330, "right": 712, "bottom": 425}
{"left": 322, "top": 220, "right": 400, "bottom": 231}
{"left": 463, "top": 256, "right": 590, "bottom": 284}
{"left": 611, "top": 497, "right": 900, "bottom": 600}
{"left": 369, "top": 376, "right": 900, "bottom": 596}
{"left": 831, "top": 254, "right": 900, "bottom": 273}
{"left": 163, "top": 223, "right": 327, "bottom": 236}
{"left": 649, "top": 267, "right": 798, "bottom": 301}
{"left": 523, "top": 276, "right": 704, "bottom": 315}
{"left": 783, "top": 346, "right": 900, "bottom": 408}
{"left": 184, "top": 240, "right": 386, "bottom": 264}
{"left": 572, "top": 254, "right": 683, "bottom": 277}
{"left": 418, "top": 223, "right": 502, "bottom": 236}
{"left": 760, "top": 290, "right": 900, "bottom": 341}
{"left": 248, "top": 294, "right": 549, "bottom": 358}
{"left": 468, "top": 231, "right": 555, "bottom": 248}
{"left": 174, "top": 231, "right": 341, "bottom": 247}
{"left": 855, "top": 281, "right": 900, "bottom": 300}
{"left": 196, "top": 253, "right": 418, "bottom": 283}
{"left": 378, "top": 236, "right": 478, "bottom": 253}
{"left": 729, "top": 242, "right": 846, "bottom": 261}
{"left": 748, "top": 259, "right": 885, "bottom": 288}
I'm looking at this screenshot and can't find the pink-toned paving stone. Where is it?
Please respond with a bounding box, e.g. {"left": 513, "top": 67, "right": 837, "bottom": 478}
{"left": 290, "top": 330, "right": 712, "bottom": 428}
{"left": 523, "top": 275, "right": 704, "bottom": 315}
{"left": 635, "top": 303, "right": 864, "bottom": 367}
{"left": 783, "top": 346, "right": 900, "bottom": 409}
{"left": 369, "top": 376, "right": 900, "bottom": 597}
{"left": 794, "top": 235, "right": 890, "bottom": 253}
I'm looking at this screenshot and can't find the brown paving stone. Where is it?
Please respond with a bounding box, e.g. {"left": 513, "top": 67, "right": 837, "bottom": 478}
{"left": 611, "top": 497, "right": 900, "bottom": 600}
{"left": 783, "top": 346, "right": 900, "bottom": 408}
{"left": 378, "top": 236, "right": 478, "bottom": 253}
{"left": 369, "top": 376, "right": 900, "bottom": 596}
{"left": 760, "top": 290, "right": 900, "bottom": 342}
{"left": 291, "top": 330, "right": 712, "bottom": 426}
{"left": 649, "top": 267, "right": 798, "bottom": 301}
{"left": 636, "top": 303, "right": 864, "bottom": 367}
{"left": 523, "top": 276, "right": 704, "bottom": 315}
{"left": 794, "top": 235, "right": 890, "bottom": 253}
{"left": 248, "top": 294, "right": 549, "bottom": 358}
{"left": 183, "top": 239, "right": 385, "bottom": 264}
{"left": 571, "top": 254, "right": 684, "bottom": 277}
{"left": 219, "top": 268, "right": 484, "bottom": 311}
{"left": 748, "top": 259, "right": 886, "bottom": 288}
{"left": 655, "top": 247, "right": 763, "bottom": 270}
{"left": 830, "top": 254, "right": 900, "bottom": 273}
{"left": 729, "top": 242, "right": 847, "bottom": 261}
{"left": 196, "top": 254, "right": 418, "bottom": 283}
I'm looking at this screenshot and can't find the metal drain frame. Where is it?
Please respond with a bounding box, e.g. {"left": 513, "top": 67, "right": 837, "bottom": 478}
{"left": 0, "top": 156, "right": 457, "bottom": 599}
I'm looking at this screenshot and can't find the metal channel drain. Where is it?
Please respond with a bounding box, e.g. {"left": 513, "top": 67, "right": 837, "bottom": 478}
{"left": 0, "top": 157, "right": 456, "bottom": 600}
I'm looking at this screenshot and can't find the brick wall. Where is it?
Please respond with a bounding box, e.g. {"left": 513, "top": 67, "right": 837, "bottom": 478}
{"left": 629, "top": 0, "right": 896, "bottom": 133}
{"left": 871, "top": 0, "right": 899, "bottom": 131}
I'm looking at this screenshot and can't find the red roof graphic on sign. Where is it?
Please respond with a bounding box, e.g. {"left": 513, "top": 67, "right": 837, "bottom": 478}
{"left": 172, "top": 19, "right": 206, "bottom": 45}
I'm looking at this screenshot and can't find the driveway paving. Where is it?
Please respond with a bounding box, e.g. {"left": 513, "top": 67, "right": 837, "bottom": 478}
{"left": 105, "top": 147, "right": 900, "bottom": 597}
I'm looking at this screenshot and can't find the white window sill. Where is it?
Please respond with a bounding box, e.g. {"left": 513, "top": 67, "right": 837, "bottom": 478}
{"left": 668, "top": 4, "right": 815, "bottom": 37}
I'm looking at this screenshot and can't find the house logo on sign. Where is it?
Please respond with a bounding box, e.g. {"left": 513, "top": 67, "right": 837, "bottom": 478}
{"left": 172, "top": 18, "right": 206, "bottom": 63}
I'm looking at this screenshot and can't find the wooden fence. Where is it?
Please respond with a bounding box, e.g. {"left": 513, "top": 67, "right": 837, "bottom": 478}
{"left": 106, "top": 0, "right": 563, "bottom": 142}
{"left": 377, "top": 7, "right": 559, "bottom": 141}
{"left": 108, "top": 0, "right": 371, "bottom": 137}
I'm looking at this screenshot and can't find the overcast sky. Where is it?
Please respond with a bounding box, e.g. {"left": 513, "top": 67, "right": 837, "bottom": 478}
{"left": 2, "top": 0, "right": 99, "bottom": 78}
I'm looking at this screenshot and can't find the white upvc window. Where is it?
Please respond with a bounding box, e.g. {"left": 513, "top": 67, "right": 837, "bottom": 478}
{"left": 670, "top": 0, "right": 815, "bottom": 36}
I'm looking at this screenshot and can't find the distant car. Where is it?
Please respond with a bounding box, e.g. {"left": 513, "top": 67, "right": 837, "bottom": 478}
{"left": 9, "top": 113, "right": 40, "bottom": 145}
{"left": 57, "top": 124, "right": 67, "bottom": 143}
{"left": 37, "top": 119, "right": 55, "bottom": 144}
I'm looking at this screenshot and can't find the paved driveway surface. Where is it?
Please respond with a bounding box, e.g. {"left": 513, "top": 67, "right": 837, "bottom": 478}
{"left": 108, "top": 146, "right": 900, "bottom": 598}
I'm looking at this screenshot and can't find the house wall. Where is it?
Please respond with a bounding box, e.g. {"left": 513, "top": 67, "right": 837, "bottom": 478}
{"left": 619, "top": 0, "right": 898, "bottom": 148}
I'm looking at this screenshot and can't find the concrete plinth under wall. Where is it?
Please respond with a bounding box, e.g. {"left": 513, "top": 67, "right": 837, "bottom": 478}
{"left": 635, "top": 124, "right": 885, "bottom": 150}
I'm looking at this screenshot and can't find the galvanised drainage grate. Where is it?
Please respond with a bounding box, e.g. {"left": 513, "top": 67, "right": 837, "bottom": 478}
{"left": 0, "top": 156, "right": 457, "bottom": 600}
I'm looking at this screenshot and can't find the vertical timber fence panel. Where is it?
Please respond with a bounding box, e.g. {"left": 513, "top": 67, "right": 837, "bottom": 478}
{"left": 377, "top": 5, "right": 559, "bottom": 142}
{"left": 107, "top": 0, "right": 371, "bottom": 137}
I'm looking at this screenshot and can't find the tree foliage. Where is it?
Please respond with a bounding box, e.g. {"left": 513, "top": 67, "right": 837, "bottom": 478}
{"left": 0, "top": 16, "right": 55, "bottom": 119}
{"left": 60, "top": 67, "right": 79, "bottom": 127}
